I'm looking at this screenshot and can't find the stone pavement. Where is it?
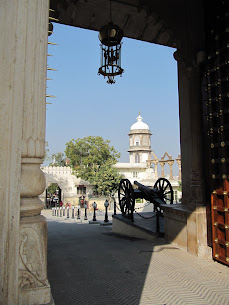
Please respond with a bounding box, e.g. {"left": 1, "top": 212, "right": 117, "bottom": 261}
{"left": 42, "top": 209, "right": 229, "bottom": 305}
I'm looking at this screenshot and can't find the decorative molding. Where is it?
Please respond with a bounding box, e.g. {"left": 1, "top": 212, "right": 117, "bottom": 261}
{"left": 19, "top": 228, "right": 48, "bottom": 289}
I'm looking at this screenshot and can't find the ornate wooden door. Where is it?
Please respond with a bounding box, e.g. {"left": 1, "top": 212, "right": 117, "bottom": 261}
{"left": 211, "top": 181, "right": 229, "bottom": 265}
{"left": 201, "top": 0, "right": 229, "bottom": 265}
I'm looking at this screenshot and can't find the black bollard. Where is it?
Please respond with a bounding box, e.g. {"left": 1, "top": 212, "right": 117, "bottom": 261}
{"left": 113, "top": 198, "right": 116, "bottom": 215}
{"left": 60, "top": 207, "right": 62, "bottom": 217}
{"left": 63, "top": 206, "right": 65, "bottom": 216}
{"left": 104, "top": 199, "right": 109, "bottom": 222}
{"left": 131, "top": 206, "right": 134, "bottom": 222}
{"left": 156, "top": 208, "right": 160, "bottom": 233}
{"left": 77, "top": 205, "right": 80, "bottom": 219}
{"left": 92, "top": 202, "right": 97, "bottom": 221}
{"left": 67, "top": 206, "right": 69, "bottom": 218}
{"left": 72, "top": 206, "right": 75, "bottom": 219}
{"left": 57, "top": 207, "right": 59, "bottom": 217}
{"left": 84, "top": 203, "right": 88, "bottom": 220}
{"left": 54, "top": 207, "right": 56, "bottom": 216}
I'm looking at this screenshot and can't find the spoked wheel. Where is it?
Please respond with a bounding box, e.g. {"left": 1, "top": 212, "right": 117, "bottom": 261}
{"left": 154, "top": 178, "right": 173, "bottom": 204}
{"left": 118, "top": 179, "right": 135, "bottom": 218}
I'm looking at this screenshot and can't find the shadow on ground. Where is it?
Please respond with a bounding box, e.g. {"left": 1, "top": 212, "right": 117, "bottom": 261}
{"left": 47, "top": 219, "right": 167, "bottom": 305}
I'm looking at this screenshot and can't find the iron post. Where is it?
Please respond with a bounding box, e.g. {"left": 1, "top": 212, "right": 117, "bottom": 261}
{"left": 92, "top": 202, "right": 97, "bottom": 221}
{"left": 104, "top": 199, "right": 109, "bottom": 222}
{"left": 67, "top": 206, "right": 69, "bottom": 218}
{"left": 156, "top": 208, "right": 160, "bottom": 233}
{"left": 77, "top": 205, "right": 80, "bottom": 219}
{"left": 113, "top": 198, "right": 116, "bottom": 215}
{"left": 72, "top": 205, "right": 75, "bottom": 219}
{"left": 84, "top": 203, "right": 88, "bottom": 220}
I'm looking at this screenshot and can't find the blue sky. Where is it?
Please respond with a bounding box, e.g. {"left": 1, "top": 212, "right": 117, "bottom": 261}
{"left": 46, "top": 23, "right": 180, "bottom": 174}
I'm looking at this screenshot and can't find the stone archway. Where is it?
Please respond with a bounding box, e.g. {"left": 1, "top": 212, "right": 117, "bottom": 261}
{"left": 159, "top": 152, "right": 174, "bottom": 180}
{"left": 42, "top": 167, "right": 74, "bottom": 206}
{"left": 46, "top": 183, "right": 61, "bottom": 208}
{"left": 2, "top": 1, "right": 227, "bottom": 304}
{"left": 46, "top": 0, "right": 208, "bottom": 262}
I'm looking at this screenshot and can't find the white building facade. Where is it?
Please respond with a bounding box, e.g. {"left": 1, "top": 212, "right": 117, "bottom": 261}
{"left": 114, "top": 114, "right": 181, "bottom": 200}
{"left": 115, "top": 113, "right": 155, "bottom": 185}
{"left": 128, "top": 113, "right": 152, "bottom": 164}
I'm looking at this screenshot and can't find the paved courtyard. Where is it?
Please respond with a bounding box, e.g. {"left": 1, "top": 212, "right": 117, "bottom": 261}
{"left": 43, "top": 209, "right": 229, "bottom": 305}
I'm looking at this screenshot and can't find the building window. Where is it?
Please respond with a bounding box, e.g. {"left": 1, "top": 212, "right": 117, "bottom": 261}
{"left": 135, "top": 141, "right": 139, "bottom": 146}
{"left": 135, "top": 153, "right": 140, "bottom": 163}
{"left": 133, "top": 172, "right": 138, "bottom": 178}
{"left": 77, "top": 186, "right": 86, "bottom": 195}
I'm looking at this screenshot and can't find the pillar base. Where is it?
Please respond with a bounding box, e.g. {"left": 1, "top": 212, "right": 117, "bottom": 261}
{"left": 161, "top": 204, "right": 212, "bottom": 259}
{"left": 19, "top": 215, "right": 52, "bottom": 305}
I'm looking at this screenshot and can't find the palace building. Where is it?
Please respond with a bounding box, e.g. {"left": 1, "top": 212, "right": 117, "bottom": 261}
{"left": 41, "top": 113, "right": 181, "bottom": 206}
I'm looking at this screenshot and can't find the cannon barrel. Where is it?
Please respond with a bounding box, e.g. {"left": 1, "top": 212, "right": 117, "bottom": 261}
{"left": 134, "top": 180, "right": 155, "bottom": 197}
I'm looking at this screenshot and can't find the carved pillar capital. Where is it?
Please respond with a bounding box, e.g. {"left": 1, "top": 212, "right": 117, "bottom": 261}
{"left": 20, "top": 158, "right": 46, "bottom": 217}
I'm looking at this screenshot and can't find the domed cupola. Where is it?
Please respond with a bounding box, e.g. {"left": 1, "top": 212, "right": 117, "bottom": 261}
{"left": 130, "top": 114, "right": 149, "bottom": 131}
{"left": 128, "top": 113, "right": 152, "bottom": 164}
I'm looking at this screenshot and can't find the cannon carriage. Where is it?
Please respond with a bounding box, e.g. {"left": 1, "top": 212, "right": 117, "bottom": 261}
{"left": 118, "top": 178, "right": 173, "bottom": 223}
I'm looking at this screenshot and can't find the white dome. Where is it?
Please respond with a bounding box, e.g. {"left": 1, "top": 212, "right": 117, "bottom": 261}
{"left": 130, "top": 114, "right": 149, "bottom": 130}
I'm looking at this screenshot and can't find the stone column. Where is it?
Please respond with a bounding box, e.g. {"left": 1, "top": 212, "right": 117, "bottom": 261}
{"left": 176, "top": 154, "right": 182, "bottom": 181}
{"left": 174, "top": 50, "right": 205, "bottom": 206}
{"left": 162, "top": 49, "right": 210, "bottom": 258}
{"left": 159, "top": 161, "right": 165, "bottom": 178}
{"left": 152, "top": 159, "right": 159, "bottom": 179}
{"left": 0, "top": 1, "right": 51, "bottom": 304}
{"left": 0, "top": 2, "right": 24, "bottom": 304}
{"left": 168, "top": 160, "right": 174, "bottom": 180}
{"left": 17, "top": 1, "right": 52, "bottom": 304}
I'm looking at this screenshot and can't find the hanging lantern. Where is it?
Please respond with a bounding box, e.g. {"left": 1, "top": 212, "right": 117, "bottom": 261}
{"left": 98, "top": 1, "right": 124, "bottom": 84}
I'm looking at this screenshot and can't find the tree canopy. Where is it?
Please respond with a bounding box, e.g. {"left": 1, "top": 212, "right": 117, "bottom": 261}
{"left": 47, "top": 183, "right": 59, "bottom": 195}
{"left": 93, "top": 160, "right": 123, "bottom": 196}
{"left": 49, "top": 152, "right": 66, "bottom": 167}
{"left": 65, "top": 136, "right": 122, "bottom": 195}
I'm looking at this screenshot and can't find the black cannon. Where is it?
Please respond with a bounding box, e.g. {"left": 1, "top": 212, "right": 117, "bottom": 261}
{"left": 118, "top": 178, "right": 173, "bottom": 222}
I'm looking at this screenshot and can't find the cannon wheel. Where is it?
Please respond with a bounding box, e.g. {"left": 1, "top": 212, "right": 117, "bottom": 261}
{"left": 118, "top": 179, "right": 135, "bottom": 217}
{"left": 154, "top": 178, "right": 173, "bottom": 204}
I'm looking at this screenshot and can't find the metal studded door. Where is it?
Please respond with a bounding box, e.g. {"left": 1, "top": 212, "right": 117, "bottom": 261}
{"left": 201, "top": 0, "right": 229, "bottom": 265}
{"left": 211, "top": 181, "right": 229, "bottom": 265}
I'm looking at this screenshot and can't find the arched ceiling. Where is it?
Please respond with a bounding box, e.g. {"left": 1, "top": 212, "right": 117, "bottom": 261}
{"left": 50, "top": 0, "right": 189, "bottom": 48}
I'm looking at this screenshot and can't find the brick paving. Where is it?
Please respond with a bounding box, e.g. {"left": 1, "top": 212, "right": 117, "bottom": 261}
{"left": 43, "top": 209, "right": 229, "bottom": 305}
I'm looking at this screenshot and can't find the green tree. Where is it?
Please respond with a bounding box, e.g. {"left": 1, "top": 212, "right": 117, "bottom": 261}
{"left": 94, "top": 160, "right": 123, "bottom": 196}
{"left": 49, "top": 152, "right": 66, "bottom": 166}
{"left": 178, "top": 181, "right": 182, "bottom": 192}
{"left": 47, "top": 183, "right": 59, "bottom": 195}
{"left": 65, "top": 136, "right": 122, "bottom": 195}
